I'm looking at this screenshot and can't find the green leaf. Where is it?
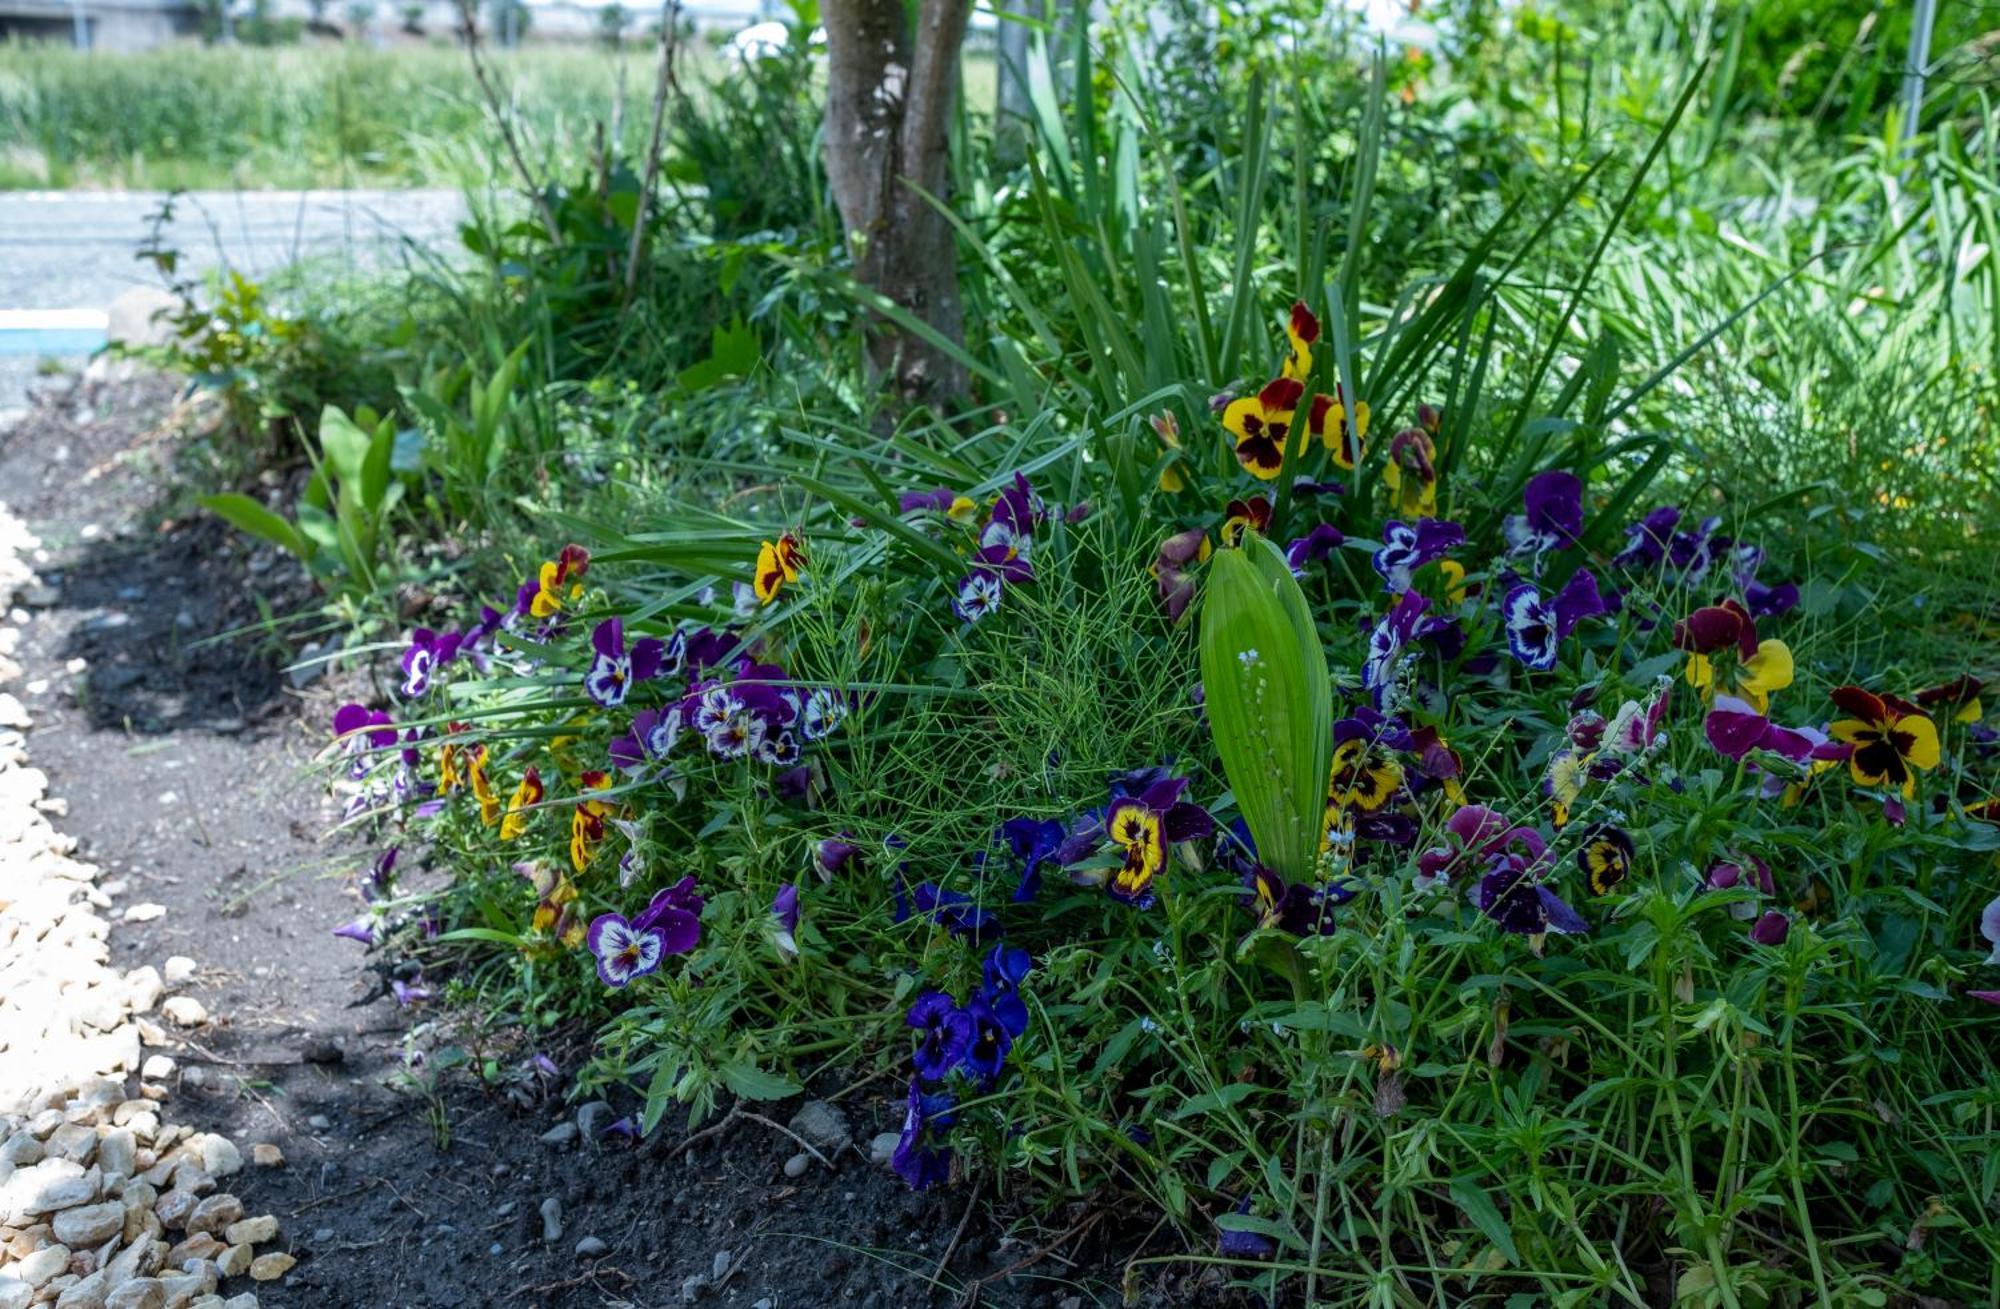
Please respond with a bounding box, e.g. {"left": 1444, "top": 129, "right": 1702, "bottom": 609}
{"left": 198, "top": 493, "right": 312, "bottom": 563}
{"left": 1449, "top": 1175, "right": 1520, "bottom": 1264}
{"left": 718, "top": 1061, "right": 801, "bottom": 1102}
{"left": 1199, "top": 537, "right": 1332, "bottom": 881}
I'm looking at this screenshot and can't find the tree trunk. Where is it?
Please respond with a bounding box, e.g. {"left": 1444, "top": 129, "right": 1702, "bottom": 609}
{"left": 822, "top": 0, "right": 972, "bottom": 409}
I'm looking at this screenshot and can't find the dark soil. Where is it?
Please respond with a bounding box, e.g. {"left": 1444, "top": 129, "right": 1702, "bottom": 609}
{"left": 0, "top": 373, "right": 1241, "bottom": 1309}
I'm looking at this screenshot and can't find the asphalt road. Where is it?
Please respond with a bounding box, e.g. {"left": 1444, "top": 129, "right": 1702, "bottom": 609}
{"left": 0, "top": 189, "right": 465, "bottom": 414}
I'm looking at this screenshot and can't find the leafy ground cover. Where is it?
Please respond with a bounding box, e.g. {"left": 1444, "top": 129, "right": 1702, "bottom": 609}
{"left": 102, "top": 1, "right": 2000, "bottom": 1303}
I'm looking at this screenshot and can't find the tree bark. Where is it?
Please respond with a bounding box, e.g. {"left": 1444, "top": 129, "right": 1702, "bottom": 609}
{"left": 822, "top": 0, "right": 972, "bottom": 409}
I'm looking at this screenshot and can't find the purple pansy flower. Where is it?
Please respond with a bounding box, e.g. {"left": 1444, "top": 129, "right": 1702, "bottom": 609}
{"left": 895, "top": 879, "right": 999, "bottom": 940}
{"left": 1980, "top": 893, "right": 2000, "bottom": 966}
{"left": 1218, "top": 1199, "right": 1278, "bottom": 1260}
{"left": 1372, "top": 519, "right": 1465, "bottom": 594}
{"left": 632, "top": 876, "right": 705, "bottom": 954}
{"left": 1502, "top": 568, "right": 1606, "bottom": 671}
{"left": 998, "top": 816, "right": 1064, "bottom": 902}
{"left": 399, "top": 629, "right": 439, "bottom": 698}
{"left": 1615, "top": 505, "right": 1680, "bottom": 570}
{"left": 609, "top": 704, "right": 685, "bottom": 772}
{"left": 1416, "top": 805, "right": 1544, "bottom": 892}
{"left": 1750, "top": 910, "right": 1791, "bottom": 946}
{"left": 891, "top": 1077, "right": 956, "bottom": 1191}
{"left": 1284, "top": 523, "right": 1345, "bottom": 576}
{"left": 584, "top": 618, "right": 670, "bottom": 708}
{"left": 1476, "top": 850, "right": 1588, "bottom": 936}
{"left": 977, "top": 943, "right": 1033, "bottom": 1038}
{"left": 953, "top": 569, "right": 1004, "bottom": 623}
{"left": 1240, "top": 864, "right": 1341, "bottom": 935}
{"left": 907, "top": 990, "right": 974, "bottom": 1082}
{"left": 961, "top": 997, "right": 1014, "bottom": 1085}
{"left": 772, "top": 883, "right": 800, "bottom": 961}
{"left": 390, "top": 975, "right": 433, "bottom": 1007}
{"left": 1363, "top": 589, "right": 1450, "bottom": 700}
{"left": 585, "top": 911, "right": 668, "bottom": 988}
{"left": 1501, "top": 471, "right": 1583, "bottom": 573}
{"left": 813, "top": 836, "right": 860, "bottom": 881}
{"left": 1704, "top": 695, "right": 1820, "bottom": 764}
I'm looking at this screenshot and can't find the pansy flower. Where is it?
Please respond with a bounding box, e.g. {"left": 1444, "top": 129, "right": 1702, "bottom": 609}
{"left": 632, "top": 875, "right": 704, "bottom": 954}
{"left": 1224, "top": 377, "right": 1307, "bottom": 480}
{"left": 585, "top": 910, "right": 667, "bottom": 988}
{"left": 1605, "top": 681, "right": 1672, "bottom": 758}
{"left": 584, "top": 618, "right": 669, "bottom": 708}
{"left": 1614, "top": 505, "right": 1680, "bottom": 570}
{"left": 332, "top": 703, "right": 398, "bottom": 779}
{"left": 977, "top": 474, "right": 1042, "bottom": 581}
{"left": 813, "top": 836, "right": 861, "bottom": 881}
{"left": 1283, "top": 523, "right": 1344, "bottom": 576}
{"left": 1372, "top": 519, "right": 1465, "bottom": 595}
{"left": 1416, "top": 805, "right": 1544, "bottom": 892}
{"left": 1704, "top": 856, "right": 1775, "bottom": 921}
{"left": 569, "top": 771, "right": 617, "bottom": 871}
{"left": 1328, "top": 717, "right": 1405, "bottom": 816}
{"left": 1746, "top": 910, "right": 1790, "bottom": 945}
{"left": 1702, "top": 695, "right": 1819, "bottom": 765}
{"left": 1916, "top": 676, "right": 1985, "bottom": 726}
{"left": 609, "top": 704, "right": 684, "bottom": 772}
{"left": 1501, "top": 471, "right": 1583, "bottom": 573}
{"left": 960, "top": 997, "right": 1015, "bottom": 1085}
{"left": 1150, "top": 412, "right": 1188, "bottom": 493}
{"left": 771, "top": 884, "right": 800, "bottom": 961}
{"left": 500, "top": 766, "right": 544, "bottom": 841}
{"left": 1100, "top": 774, "right": 1213, "bottom": 909}
{"left": 799, "top": 688, "right": 847, "bottom": 741}
{"left": 390, "top": 975, "right": 433, "bottom": 1007}
{"left": 529, "top": 544, "right": 590, "bottom": 620}
{"left": 977, "top": 944, "right": 1033, "bottom": 1038}
{"left": 895, "top": 879, "right": 999, "bottom": 940}
{"left": 1544, "top": 748, "right": 1590, "bottom": 828}
{"left": 998, "top": 816, "right": 1064, "bottom": 902}
{"left": 899, "top": 487, "right": 978, "bottom": 521}
{"left": 1152, "top": 528, "right": 1212, "bottom": 624}
{"left": 953, "top": 568, "right": 1004, "bottom": 623}
{"left": 1220, "top": 495, "right": 1272, "bottom": 548}
{"left": 1823, "top": 686, "right": 1940, "bottom": 797}
{"left": 1362, "top": 590, "right": 1450, "bottom": 702}
{"left": 1281, "top": 300, "right": 1319, "bottom": 381}
{"left": 1575, "top": 824, "right": 1634, "bottom": 895}
{"left": 1382, "top": 423, "right": 1438, "bottom": 518}
{"left": 399, "top": 629, "right": 439, "bottom": 698}
{"left": 468, "top": 745, "right": 501, "bottom": 826}
{"left": 907, "top": 991, "right": 974, "bottom": 1082}
{"left": 1476, "top": 849, "right": 1589, "bottom": 939}
{"left": 891, "top": 1077, "right": 957, "bottom": 1191}
{"left": 1240, "top": 864, "right": 1340, "bottom": 936}
{"left": 1502, "top": 568, "right": 1606, "bottom": 672}
{"left": 518, "top": 860, "right": 585, "bottom": 948}
{"left": 752, "top": 532, "right": 805, "bottom": 605}
{"left": 1978, "top": 893, "right": 2000, "bottom": 967}
{"left": 1677, "top": 606, "right": 1792, "bottom": 712}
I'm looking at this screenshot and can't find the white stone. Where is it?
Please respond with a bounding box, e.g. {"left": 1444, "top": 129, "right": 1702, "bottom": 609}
{"left": 121, "top": 905, "right": 165, "bottom": 925}
{"left": 159, "top": 998, "right": 205, "bottom": 1028}
{"left": 159, "top": 959, "right": 196, "bottom": 987}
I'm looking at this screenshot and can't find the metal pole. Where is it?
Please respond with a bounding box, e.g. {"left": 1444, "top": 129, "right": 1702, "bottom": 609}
{"left": 994, "top": 0, "right": 1030, "bottom": 162}
{"left": 1899, "top": 0, "right": 1937, "bottom": 147}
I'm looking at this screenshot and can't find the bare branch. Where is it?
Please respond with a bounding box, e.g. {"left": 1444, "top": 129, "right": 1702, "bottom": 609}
{"left": 453, "top": 0, "right": 564, "bottom": 246}
{"left": 624, "top": 0, "right": 686, "bottom": 305}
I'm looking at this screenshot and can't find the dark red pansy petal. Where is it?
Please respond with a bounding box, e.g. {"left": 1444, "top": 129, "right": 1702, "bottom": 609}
{"left": 1257, "top": 377, "right": 1305, "bottom": 413}
{"left": 1829, "top": 685, "right": 1887, "bottom": 723}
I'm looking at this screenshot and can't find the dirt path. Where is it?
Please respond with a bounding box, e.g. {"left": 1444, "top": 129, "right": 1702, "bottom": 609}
{"left": 0, "top": 375, "right": 1218, "bottom": 1309}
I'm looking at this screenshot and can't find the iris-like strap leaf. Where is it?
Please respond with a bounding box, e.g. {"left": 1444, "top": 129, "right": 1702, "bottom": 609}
{"left": 1198, "top": 536, "right": 1332, "bottom": 883}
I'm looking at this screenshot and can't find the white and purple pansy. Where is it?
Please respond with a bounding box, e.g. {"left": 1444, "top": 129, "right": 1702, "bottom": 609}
{"left": 1362, "top": 590, "right": 1451, "bottom": 701}
{"left": 771, "top": 883, "right": 800, "bottom": 961}
{"left": 1980, "top": 893, "right": 2000, "bottom": 966}
{"left": 954, "top": 569, "right": 1004, "bottom": 623}
{"left": 332, "top": 703, "right": 398, "bottom": 779}
{"left": 1502, "top": 568, "right": 1606, "bottom": 671}
{"left": 1372, "top": 519, "right": 1465, "bottom": 594}
{"left": 609, "top": 704, "right": 685, "bottom": 772}
{"left": 399, "top": 628, "right": 439, "bottom": 698}
{"left": 585, "top": 912, "right": 667, "bottom": 988}
{"left": 1501, "top": 470, "right": 1584, "bottom": 574}
{"left": 584, "top": 617, "right": 669, "bottom": 708}
{"left": 799, "top": 687, "right": 847, "bottom": 741}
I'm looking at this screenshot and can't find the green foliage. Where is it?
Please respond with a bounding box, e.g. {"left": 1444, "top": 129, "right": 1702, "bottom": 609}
{"left": 1200, "top": 537, "right": 1331, "bottom": 883}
